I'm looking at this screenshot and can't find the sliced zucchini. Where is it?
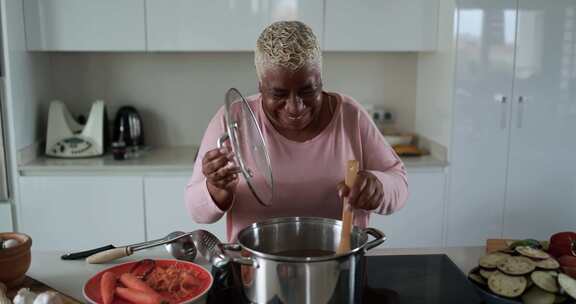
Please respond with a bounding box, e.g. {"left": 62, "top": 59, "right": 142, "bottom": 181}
{"left": 469, "top": 272, "right": 487, "bottom": 286}
{"left": 522, "top": 286, "right": 556, "bottom": 304}
{"left": 480, "top": 268, "right": 497, "bottom": 280}
{"left": 516, "top": 246, "right": 551, "bottom": 260}
{"left": 532, "top": 271, "right": 560, "bottom": 293}
{"left": 488, "top": 271, "right": 527, "bottom": 298}
{"left": 535, "top": 258, "right": 560, "bottom": 270}
{"left": 500, "top": 248, "right": 517, "bottom": 254}
{"left": 510, "top": 239, "right": 544, "bottom": 250}
{"left": 480, "top": 252, "right": 511, "bottom": 269}
{"left": 558, "top": 273, "right": 576, "bottom": 300}
{"left": 527, "top": 274, "right": 534, "bottom": 288}
{"left": 498, "top": 256, "right": 536, "bottom": 276}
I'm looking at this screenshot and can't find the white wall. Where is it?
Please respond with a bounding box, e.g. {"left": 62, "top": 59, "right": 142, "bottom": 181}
{"left": 47, "top": 52, "right": 418, "bottom": 147}
{"left": 324, "top": 53, "right": 417, "bottom": 134}
{"left": 415, "top": 0, "right": 457, "bottom": 151}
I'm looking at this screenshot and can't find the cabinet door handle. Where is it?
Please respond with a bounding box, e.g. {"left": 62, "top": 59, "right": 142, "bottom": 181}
{"left": 495, "top": 95, "right": 508, "bottom": 129}
{"left": 517, "top": 96, "right": 525, "bottom": 128}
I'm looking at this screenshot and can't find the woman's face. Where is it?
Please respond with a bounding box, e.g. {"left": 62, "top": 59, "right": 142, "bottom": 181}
{"left": 259, "top": 64, "right": 323, "bottom": 133}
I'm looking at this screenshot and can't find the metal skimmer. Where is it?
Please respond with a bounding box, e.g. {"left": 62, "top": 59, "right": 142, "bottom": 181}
{"left": 190, "top": 230, "right": 230, "bottom": 268}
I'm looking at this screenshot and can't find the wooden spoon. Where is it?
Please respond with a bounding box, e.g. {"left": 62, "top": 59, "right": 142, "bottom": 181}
{"left": 337, "top": 160, "right": 359, "bottom": 254}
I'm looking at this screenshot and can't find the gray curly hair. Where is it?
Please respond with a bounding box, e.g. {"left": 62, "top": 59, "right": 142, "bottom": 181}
{"left": 255, "top": 21, "right": 322, "bottom": 81}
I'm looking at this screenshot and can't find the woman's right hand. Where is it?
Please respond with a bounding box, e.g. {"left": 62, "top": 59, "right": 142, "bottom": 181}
{"left": 202, "top": 147, "right": 240, "bottom": 210}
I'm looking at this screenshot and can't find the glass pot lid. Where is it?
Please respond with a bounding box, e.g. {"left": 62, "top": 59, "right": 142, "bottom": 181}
{"left": 217, "top": 88, "right": 274, "bottom": 206}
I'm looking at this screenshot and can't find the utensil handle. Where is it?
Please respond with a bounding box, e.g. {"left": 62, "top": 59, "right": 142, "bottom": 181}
{"left": 217, "top": 133, "right": 229, "bottom": 149}
{"left": 221, "top": 243, "right": 258, "bottom": 268}
{"left": 363, "top": 227, "right": 386, "bottom": 251}
{"left": 86, "top": 247, "right": 132, "bottom": 264}
{"left": 337, "top": 160, "right": 359, "bottom": 254}
{"left": 61, "top": 244, "right": 116, "bottom": 260}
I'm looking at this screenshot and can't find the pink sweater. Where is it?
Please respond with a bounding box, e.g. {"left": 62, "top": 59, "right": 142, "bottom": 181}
{"left": 186, "top": 93, "right": 408, "bottom": 241}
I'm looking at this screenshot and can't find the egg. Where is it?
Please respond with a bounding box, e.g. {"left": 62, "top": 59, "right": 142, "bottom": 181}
{"left": 13, "top": 288, "right": 37, "bottom": 304}
{"left": 32, "top": 292, "right": 63, "bottom": 304}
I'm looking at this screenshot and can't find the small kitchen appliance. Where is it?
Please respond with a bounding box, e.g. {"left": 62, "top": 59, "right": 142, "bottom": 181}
{"left": 112, "top": 106, "right": 144, "bottom": 148}
{"left": 111, "top": 106, "right": 144, "bottom": 160}
{"left": 45, "top": 100, "right": 108, "bottom": 158}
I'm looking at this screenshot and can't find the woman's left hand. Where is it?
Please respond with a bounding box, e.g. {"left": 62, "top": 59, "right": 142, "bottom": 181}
{"left": 337, "top": 171, "right": 383, "bottom": 211}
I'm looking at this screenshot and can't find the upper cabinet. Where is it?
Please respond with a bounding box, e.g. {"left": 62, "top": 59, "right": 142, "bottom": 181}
{"left": 324, "top": 0, "right": 439, "bottom": 51}
{"left": 145, "top": 0, "right": 324, "bottom": 51}
{"left": 23, "top": 0, "right": 146, "bottom": 51}
{"left": 21, "top": 0, "right": 439, "bottom": 52}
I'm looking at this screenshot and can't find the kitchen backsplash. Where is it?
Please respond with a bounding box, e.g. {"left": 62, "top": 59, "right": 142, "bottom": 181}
{"left": 45, "top": 52, "right": 417, "bottom": 146}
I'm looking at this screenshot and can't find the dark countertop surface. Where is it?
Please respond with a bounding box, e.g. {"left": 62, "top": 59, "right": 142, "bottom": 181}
{"left": 208, "top": 254, "right": 482, "bottom": 304}
{"left": 364, "top": 254, "right": 481, "bottom": 304}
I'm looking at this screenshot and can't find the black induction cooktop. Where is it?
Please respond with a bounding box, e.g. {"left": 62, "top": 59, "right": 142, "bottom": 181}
{"left": 207, "top": 254, "right": 482, "bottom": 304}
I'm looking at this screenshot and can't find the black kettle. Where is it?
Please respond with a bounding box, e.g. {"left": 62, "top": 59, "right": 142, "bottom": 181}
{"left": 113, "top": 106, "right": 144, "bottom": 148}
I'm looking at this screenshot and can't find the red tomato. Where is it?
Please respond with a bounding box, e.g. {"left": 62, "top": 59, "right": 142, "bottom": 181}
{"left": 548, "top": 232, "right": 576, "bottom": 257}
{"left": 562, "top": 266, "right": 576, "bottom": 279}
{"left": 559, "top": 255, "right": 576, "bottom": 268}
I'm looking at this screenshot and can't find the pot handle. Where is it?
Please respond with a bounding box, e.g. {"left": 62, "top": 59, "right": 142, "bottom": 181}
{"left": 220, "top": 243, "right": 259, "bottom": 268}
{"left": 363, "top": 227, "right": 386, "bottom": 252}
{"left": 217, "top": 133, "right": 229, "bottom": 149}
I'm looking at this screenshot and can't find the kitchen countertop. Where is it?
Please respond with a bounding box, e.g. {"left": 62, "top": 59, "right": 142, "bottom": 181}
{"left": 25, "top": 246, "right": 482, "bottom": 303}
{"left": 19, "top": 146, "right": 447, "bottom": 176}
{"left": 399, "top": 155, "right": 448, "bottom": 169}
{"left": 19, "top": 146, "right": 199, "bottom": 176}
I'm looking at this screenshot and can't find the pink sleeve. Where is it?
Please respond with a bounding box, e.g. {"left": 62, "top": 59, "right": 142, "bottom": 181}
{"left": 359, "top": 109, "right": 409, "bottom": 215}
{"left": 185, "top": 107, "right": 228, "bottom": 223}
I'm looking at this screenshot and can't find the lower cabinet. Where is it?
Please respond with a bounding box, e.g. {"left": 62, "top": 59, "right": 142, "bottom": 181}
{"left": 144, "top": 176, "right": 227, "bottom": 242}
{"left": 17, "top": 168, "right": 447, "bottom": 250}
{"left": 17, "top": 174, "right": 227, "bottom": 251}
{"left": 19, "top": 176, "right": 145, "bottom": 251}
{"left": 370, "top": 169, "right": 446, "bottom": 248}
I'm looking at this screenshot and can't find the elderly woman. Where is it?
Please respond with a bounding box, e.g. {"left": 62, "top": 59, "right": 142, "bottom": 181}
{"left": 186, "top": 21, "right": 408, "bottom": 241}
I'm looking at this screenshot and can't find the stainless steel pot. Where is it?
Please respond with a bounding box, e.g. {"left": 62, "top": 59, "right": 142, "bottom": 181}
{"left": 221, "top": 217, "right": 386, "bottom": 304}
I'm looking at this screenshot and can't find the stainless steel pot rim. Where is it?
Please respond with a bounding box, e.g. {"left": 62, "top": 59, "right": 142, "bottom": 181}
{"left": 233, "top": 216, "right": 386, "bottom": 263}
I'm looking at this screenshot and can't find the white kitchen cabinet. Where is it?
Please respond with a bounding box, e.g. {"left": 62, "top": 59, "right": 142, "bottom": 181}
{"left": 23, "top": 0, "right": 146, "bottom": 51}
{"left": 0, "top": 203, "right": 13, "bottom": 231}
{"left": 371, "top": 169, "right": 446, "bottom": 248}
{"left": 145, "top": 0, "right": 323, "bottom": 51}
{"left": 19, "top": 176, "right": 145, "bottom": 251}
{"left": 503, "top": 0, "right": 576, "bottom": 240}
{"left": 144, "top": 176, "right": 227, "bottom": 242}
{"left": 447, "top": 0, "right": 517, "bottom": 246}
{"left": 324, "top": 0, "right": 439, "bottom": 51}
{"left": 447, "top": 0, "right": 576, "bottom": 246}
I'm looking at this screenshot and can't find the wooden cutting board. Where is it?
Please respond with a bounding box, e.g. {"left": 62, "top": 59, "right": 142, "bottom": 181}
{"left": 6, "top": 276, "right": 82, "bottom": 304}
